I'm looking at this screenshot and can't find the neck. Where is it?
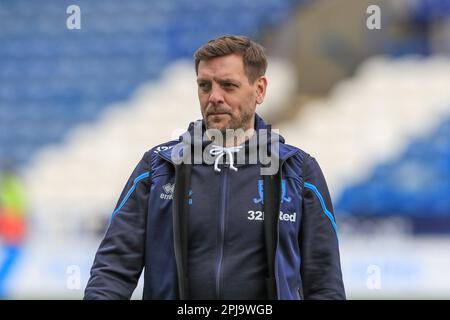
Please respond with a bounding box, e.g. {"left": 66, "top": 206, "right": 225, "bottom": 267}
{"left": 206, "top": 127, "right": 255, "bottom": 147}
{"left": 224, "top": 128, "right": 255, "bottom": 147}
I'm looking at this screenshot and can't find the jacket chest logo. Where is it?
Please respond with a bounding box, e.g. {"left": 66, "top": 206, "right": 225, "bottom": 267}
{"left": 253, "top": 179, "right": 292, "bottom": 204}
{"left": 160, "top": 183, "right": 174, "bottom": 200}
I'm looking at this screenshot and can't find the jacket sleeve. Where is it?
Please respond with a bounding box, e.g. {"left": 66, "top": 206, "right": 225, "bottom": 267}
{"left": 299, "top": 154, "right": 346, "bottom": 300}
{"left": 84, "top": 152, "right": 151, "bottom": 300}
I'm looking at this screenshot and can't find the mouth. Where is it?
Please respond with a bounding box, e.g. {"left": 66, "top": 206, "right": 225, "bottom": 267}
{"left": 207, "top": 112, "right": 230, "bottom": 117}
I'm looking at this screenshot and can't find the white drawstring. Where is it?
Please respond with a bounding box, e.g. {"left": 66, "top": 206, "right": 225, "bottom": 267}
{"left": 209, "top": 145, "right": 243, "bottom": 172}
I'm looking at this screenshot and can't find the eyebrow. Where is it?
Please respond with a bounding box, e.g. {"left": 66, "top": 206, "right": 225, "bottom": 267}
{"left": 196, "top": 78, "right": 241, "bottom": 85}
{"left": 218, "top": 78, "right": 241, "bottom": 85}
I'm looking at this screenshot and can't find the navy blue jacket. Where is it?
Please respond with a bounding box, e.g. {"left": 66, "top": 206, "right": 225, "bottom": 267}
{"left": 84, "top": 114, "right": 345, "bottom": 300}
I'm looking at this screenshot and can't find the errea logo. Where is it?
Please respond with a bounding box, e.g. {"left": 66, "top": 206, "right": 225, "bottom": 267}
{"left": 160, "top": 183, "right": 174, "bottom": 200}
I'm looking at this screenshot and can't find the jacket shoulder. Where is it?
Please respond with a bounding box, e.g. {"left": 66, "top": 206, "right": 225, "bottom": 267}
{"left": 280, "top": 143, "right": 311, "bottom": 182}
{"left": 142, "top": 139, "right": 179, "bottom": 175}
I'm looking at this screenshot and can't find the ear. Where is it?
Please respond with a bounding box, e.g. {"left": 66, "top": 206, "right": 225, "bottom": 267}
{"left": 255, "top": 76, "right": 268, "bottom": 105}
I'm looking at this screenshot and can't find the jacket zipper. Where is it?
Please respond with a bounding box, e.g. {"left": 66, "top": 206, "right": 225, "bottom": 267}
{"left": 216, "top": 163, "right": 229, "bottom": 299}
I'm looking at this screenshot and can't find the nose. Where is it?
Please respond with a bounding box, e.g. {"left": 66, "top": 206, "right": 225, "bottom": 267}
{"left": 208, "top": 84, "right": 224, "bottom": 105}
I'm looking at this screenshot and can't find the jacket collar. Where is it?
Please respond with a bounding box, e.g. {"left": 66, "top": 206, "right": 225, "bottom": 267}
{"left": 159, "top": 114, "right": 297, "bottom": 164}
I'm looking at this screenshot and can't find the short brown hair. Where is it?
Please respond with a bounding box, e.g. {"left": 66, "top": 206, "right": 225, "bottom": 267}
{"left": 194, "top": 35, "right": 267, "bottom": 83}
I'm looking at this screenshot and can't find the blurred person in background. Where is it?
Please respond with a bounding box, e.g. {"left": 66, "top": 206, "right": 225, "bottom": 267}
{"left": 85, "top": 35, "right": 345, "bottom": 300}
{"left": 0, "top": 162, "right": 28, "bottom": 298}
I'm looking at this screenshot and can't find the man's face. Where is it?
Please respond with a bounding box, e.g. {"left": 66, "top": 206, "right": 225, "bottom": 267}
{"left": 197, "top": 54, "right": 267, "bottom": 133}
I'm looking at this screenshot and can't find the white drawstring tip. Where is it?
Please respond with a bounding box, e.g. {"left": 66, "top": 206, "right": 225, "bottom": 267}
{"left": 209, "top": 145, "right": 243, "bottom": 172}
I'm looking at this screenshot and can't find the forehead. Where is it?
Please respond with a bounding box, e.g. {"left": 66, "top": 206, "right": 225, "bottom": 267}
{"left": 197, "top": 54, "right": 246, "bottom": 79}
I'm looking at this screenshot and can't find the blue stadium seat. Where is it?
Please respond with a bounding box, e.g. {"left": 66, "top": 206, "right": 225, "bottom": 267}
{"left": 336, "top": 115, "right": 450, "bottom": 220}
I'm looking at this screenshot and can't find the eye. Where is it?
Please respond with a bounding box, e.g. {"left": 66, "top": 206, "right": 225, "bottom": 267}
{"left": 222, "top": 82, "right": 237, "bottom": 89}
{"left": 198, "top": 82, "right": 211, "bottom": 91}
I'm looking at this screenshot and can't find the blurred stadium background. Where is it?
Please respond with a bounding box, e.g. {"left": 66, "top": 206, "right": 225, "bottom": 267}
{"left": 0, "top": 0, "right": 449, "bottom": 299}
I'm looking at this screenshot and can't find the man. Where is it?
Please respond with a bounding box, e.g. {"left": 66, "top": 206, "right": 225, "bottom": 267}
{"left": 84, "top": 35, "right": 345, "bottom": 300}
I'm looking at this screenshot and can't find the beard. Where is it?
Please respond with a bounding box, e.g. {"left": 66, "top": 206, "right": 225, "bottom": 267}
{"left": 205, "top": 109, "right": 254, "bottom": 135}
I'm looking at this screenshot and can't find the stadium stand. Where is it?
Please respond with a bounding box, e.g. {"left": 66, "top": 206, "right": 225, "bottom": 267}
{"left": 1, "top": 0, "right": 450, "bottom": 299}
{"left": 0, "top": 0, "right": 304, "bottom": 167}
{"left": 282, "top": 57, "right": 450, "bottom": 215}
